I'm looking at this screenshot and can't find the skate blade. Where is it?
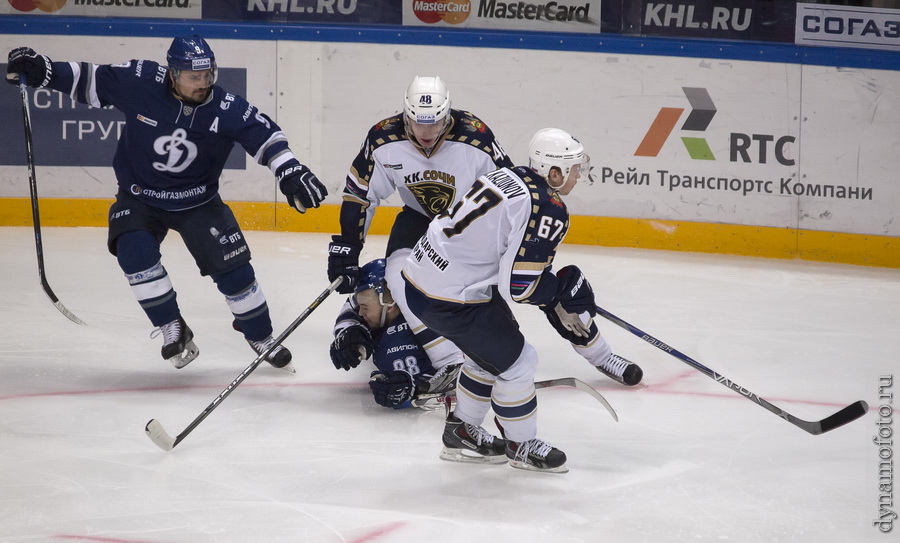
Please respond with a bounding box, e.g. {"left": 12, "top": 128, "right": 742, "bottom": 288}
{"left": 509, "top": 459, "right": 569, "bottom": 474}
{"left": 439, "top": 447, "right": 508, "bottom": 464}
{"left": 169, "top": 341, "right": 199, "bottom": 369}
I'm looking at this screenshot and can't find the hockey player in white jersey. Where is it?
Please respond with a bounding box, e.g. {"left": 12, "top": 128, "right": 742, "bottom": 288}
{"left": 6, "top": 37, "right": 327, "bottom": 370}
{"left": 403, "top": 128, "right": 642, "bottom": 473}
{"left": 326, "top": 76, "right": 513, "bottom": 375}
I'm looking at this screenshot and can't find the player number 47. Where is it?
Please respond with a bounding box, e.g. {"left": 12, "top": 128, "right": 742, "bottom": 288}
{"left": 440, "top": 179, "right": 502, "bottom": 238}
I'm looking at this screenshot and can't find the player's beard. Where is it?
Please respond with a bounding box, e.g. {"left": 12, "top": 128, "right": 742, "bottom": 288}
{"left": 176, "top": 87, "right": 210, "bottom": 106}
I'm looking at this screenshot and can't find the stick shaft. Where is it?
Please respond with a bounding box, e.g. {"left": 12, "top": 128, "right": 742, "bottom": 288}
{"left": 147, "top": 278, "right": 342, "bottom": 450}
{"left": 19, "top": 80, "right": 86, "bottom": 325}
{"left": 594, "top": 305, "right": 867, "bottom": 434}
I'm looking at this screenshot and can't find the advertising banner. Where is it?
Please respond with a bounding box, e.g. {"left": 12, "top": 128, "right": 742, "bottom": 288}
{"left": 639, "top": 0, "right": 795, "bottom": 42}
{"left": 402, "top": 0, "right": 602, "bottom": 34}
{"left": 0, "top": 65, "right": 246, "bottom": 170}
{"left": 203, "top": 0, "right": 401, "bottom": 25}
{"left": 795, "top": 3, "right": 900, "bottom": 51}
{"left": 0, "top": 0, "right": 201, "bottom": 19}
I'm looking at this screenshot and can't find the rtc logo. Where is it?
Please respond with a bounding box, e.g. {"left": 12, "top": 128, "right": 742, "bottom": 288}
{"left": 413, "top": 0, "right": 471, "bottom": 25}
{"left": 8, "top": 0, "right": 66, "bottom": 13}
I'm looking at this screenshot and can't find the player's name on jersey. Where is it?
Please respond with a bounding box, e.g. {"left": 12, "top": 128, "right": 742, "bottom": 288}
{"left": 484, "top": 169, "right": 527, "bottom": 199}
{"left": 412, "top": 236, "right": 450, "bottom": 272}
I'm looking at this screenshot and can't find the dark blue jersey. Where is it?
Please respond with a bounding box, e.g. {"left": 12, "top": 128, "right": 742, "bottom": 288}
{"left": 333, "top": 299, "right": 437, "bottom": 385}
{"left": 370, "top": 313, "right": 437, "bottom": 384}
{"left": 46, "top": 59, "right": 299, "bottom": 211}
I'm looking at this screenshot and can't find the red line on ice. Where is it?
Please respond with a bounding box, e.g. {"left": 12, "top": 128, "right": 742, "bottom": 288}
{"left": 348, "top": 521, "right": 407, "bottom": 543}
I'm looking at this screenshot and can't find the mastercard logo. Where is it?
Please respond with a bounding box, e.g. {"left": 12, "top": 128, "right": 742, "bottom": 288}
{"left": 412, "top": 0, "right": 471, "bottom": 25}
{"left": 8, "top": 0, "right": 67, "bottom": 13}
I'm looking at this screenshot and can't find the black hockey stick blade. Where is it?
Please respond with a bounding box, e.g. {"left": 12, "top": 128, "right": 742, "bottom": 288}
{"left": 805, "top": 400, "right": 869, "bottom": 435}
{"left": 535, "top": 377, "right": 618, "bottom": 422}
{"left": 144, "top": 277, "right": 343, "bottom": 451}
{"left": 20, "top": 79, "right": 86, "bottom": 326}
{"left": 595, "top": 304, "right": 868, "bottom": 435}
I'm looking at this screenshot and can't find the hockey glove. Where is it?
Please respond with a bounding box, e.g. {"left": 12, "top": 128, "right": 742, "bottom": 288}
{"left": 330, "top": 325, "right": 373, "bottom": 371}
{"left": 543, "top": 303, "right": 595, "bottom": 346}
{"left": 369, "top": 370, "right": 415, "bottom": 409}
{"left": 278, "top": 164, "right": 327, "bottom": 214}
{"left": 555, "top": 265, "right": 597, "bottom": 317}
{"left": 327, "top": 236, "right": 361, "bottom": 294}
{"left": 6, "top": 47, "right": 53, "bottom": 88}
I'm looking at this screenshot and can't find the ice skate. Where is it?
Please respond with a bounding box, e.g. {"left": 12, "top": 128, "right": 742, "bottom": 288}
{"left": 596, "top": 353, "right": 643, "bottom": 386}
{"left": 151, "top": 316, "right": 199, "bottom": 369}
{"left": 247, "top": 335, "right": 295, "bottom": 374}
{"left": 440, "top": 414, "right": 507, "bottom": 464}
{"left": 505, "top": 437, "right": 568, "bottom": 473}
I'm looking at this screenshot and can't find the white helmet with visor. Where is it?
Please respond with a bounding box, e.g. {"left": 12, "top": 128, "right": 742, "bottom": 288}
{"left": 527, "top": 128, "right": 591, "bottom": 189}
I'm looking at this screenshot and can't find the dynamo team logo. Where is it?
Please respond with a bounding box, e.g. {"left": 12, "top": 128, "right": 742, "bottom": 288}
{"left": 153, "top": 128, "right": 198, "bottom": 173}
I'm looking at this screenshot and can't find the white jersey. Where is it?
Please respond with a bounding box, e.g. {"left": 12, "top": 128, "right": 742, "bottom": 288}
{"left": 338, "top": 109, "right": 512, "bottom": 244}
{"left": 402, "top": 166, "right": 570, "bottom": 306}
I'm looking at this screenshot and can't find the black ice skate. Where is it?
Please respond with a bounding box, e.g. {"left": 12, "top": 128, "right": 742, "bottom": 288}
{"left": 247, "top": 335, "right": 295, "bottom": 374}
{"left": 232, "top": 320, "right": 295, "bottom": 373}
{"left": 440, "top": 414, "right": 507, "bottom": 464}
{"left": 505, "top": 438, "right": 568, "bottom": 474}
{"left": 596, "top": 353, "right": 643, "bottom": 386}
{"left": 152, "top": 316, "right": 199, "bottom": 369}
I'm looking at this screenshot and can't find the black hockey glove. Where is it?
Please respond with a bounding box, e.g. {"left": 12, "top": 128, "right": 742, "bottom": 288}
{"left": 369, "top": 370, "right": 415, "bottom": 408}
{"left": 278, "top": 164, "right": 327, "bottom": 214}
{"left": 330, "top": 325, "right": 373, "bottom": 371}
{"left": 555, "top": 265, "right": 597, "bottom": 316}
{"left": 327, "top": 236, "right": 361, "bottom": 294}
{"left": 6, "top": 47, "right": 53, "bottom": 88}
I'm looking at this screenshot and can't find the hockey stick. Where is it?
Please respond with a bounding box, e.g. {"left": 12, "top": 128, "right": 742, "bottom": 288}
{"left": 413, "top": 377, "right": 618, "bottom": 422}
{"left": 594, "top": 305, "right": 868, "bottom": 435}
{"left": 145, "top": 277, "right": 343, "bottom": 451}
{"left": 18, "top": 79, "right": 86, "bottom": 326}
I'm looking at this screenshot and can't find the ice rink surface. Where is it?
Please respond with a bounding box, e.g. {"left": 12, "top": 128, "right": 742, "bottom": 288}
{"left": 1, "top": 227, "right": 897, "bottom": 543}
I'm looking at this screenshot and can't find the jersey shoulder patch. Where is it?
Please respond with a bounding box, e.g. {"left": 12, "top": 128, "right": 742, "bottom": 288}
{"left": 367, "top": 114, "right": 407, "bottom": 151}
{"left": 513, "top": 166, "right": 568, "bottom": 213}
{"left": 445, "top": 109, "right": 510, "bottom": 165}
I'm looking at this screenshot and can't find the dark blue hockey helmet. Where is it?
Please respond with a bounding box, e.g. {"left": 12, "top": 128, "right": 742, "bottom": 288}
{"left": 355, "top": 259, "right": 387, "bottom": 296}
{"left": 166, "top": 35, "right": 217, "bottom": 81}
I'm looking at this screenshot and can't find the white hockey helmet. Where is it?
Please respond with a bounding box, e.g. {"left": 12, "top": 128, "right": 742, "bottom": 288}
{"left": 404, "top": 76, "right": 451, "bottom": 125}
{"left": 528, "top": 128, "right": 591, "bottom": 188}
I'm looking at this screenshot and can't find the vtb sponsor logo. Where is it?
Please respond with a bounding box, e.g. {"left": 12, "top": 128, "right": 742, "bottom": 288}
{"left": 635, "top": 87, "right": 795, "bottom": 166}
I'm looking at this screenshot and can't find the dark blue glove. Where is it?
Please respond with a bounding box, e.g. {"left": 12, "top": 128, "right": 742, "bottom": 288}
{"left": 555, "top": 265, "right": 596, "bottom": 317}
{"left": 330, "top": 325, "right": 373, "bottom": 371}
{"left": 6, "top": 47, "right": 53, "bottom": 88}
{"left": 278, "top": 163, "right": 327, "bottom": 213}
{"left": 327, "top": 236, "right": 361, "bottom": 294}
{"left": 369, "top": 370, "right": 415, "bottom": 409}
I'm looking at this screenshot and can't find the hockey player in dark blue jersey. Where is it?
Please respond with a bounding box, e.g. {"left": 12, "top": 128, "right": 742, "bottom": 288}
{"left": 6, "top": 36, "right": 327, "bottom": 371}
{"left": 330, "top": 259, "right": 460, "bottom": 409}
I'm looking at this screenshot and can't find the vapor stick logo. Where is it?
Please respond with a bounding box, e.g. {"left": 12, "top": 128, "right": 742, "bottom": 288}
{"left": 635, "top": 87, "right": 717, "bottom": 160}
